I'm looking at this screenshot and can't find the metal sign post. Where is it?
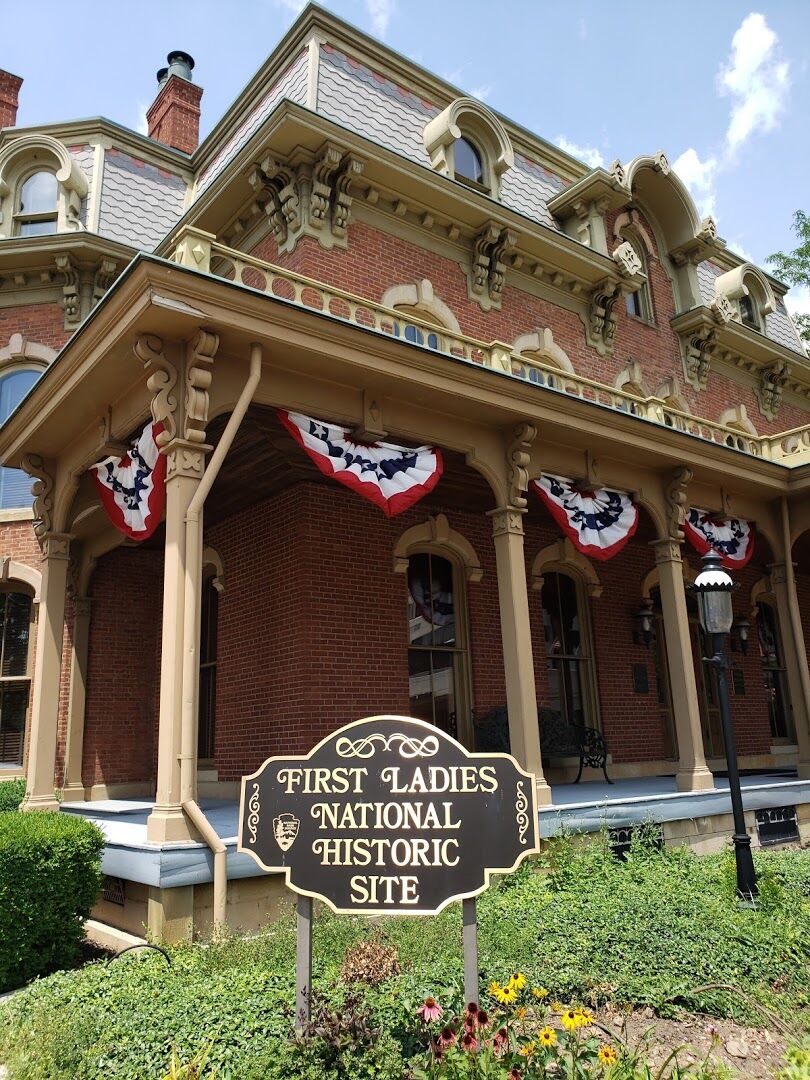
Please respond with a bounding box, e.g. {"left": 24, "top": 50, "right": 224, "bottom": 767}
{"left": 295, "top": 894, "right": 313, "bottom": 1031}
{"left": 462, "top": 897, "right": 478, "bottom": 1005}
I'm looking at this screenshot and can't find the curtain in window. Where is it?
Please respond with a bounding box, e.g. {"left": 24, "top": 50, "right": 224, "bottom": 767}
{"left": 90, "top": 422, "right": 166, "bottom": 539}
{"left": 278, "top": 409, "right": 442, "bottom": 516}
{"left": 683, "top": 509, "right": 755, "bottom": 568}
{"left": 530, "top": 473, "right": 638, "bottom": 560}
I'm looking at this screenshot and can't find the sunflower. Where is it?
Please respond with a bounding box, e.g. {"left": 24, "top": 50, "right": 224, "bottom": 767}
{"left": 518, "top": 1041, "right": 535, "bottom": 1057}
{"left": 490, "top": 983, "right": 518, "bottom": 1006}
{"left": 598, "top": 1044, "right": 618, "bottom": 1066}
{"left": 537, "top": 1027, "right": 557, "bottom": 1048}
{"left": 531, "top": 987, "right": 549, "bottom": 1001}
{"left": 561, "top": 1009, "right": 580, "bottom": 1031}
{"left": 574, "top": 1007, "right": 594, "bottom": 1027}
{"left": 508, "top": 971, "right": 527, "bottom": 991}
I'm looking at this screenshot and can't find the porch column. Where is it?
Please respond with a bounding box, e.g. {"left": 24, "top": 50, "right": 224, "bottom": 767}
{"left": 769, "top": 562, "right": 810, "bottom": 779}
{"left": 489, "top": 506, "right": 552, "bottom": 806}
{"left": 62, "top": 597, "right": 92, "bottom": 801}
{"left": 652, "top": 539, "right": 714, "bottom": 791}
{"left": 21, "top": 533, "right": 72, "bottom": 812}
{"left": 147, "top": 442, "right": 204, "bottom": 843}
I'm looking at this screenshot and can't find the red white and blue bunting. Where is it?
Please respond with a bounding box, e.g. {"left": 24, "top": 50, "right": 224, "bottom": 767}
{"left": 530, "top": 473, "right": 639, "bottom": 561}
{"left": 278, "top": 410, "right": 443, "bottom": 517}
{"left": 90, "top": 422, "right": 166, "bottom": 541}
{"left": 683, "top": 509, "right": 755, "bottom": 569}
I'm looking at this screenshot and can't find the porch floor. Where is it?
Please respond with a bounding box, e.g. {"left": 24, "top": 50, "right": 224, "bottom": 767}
{"left": 59, "top": 771, "right": 810, "bottom": 889}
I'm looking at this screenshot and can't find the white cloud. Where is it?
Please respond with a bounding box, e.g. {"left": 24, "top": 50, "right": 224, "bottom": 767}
{"left": 672, "top": 147, "right": 718, "bottom": 220}
{"left": 366, "top": 0, "right": 394, "bottom": 37}
{"left": 470, "top": 83, "right": 492, "bottom": 102}
{"left": 136, "top": 104, "right": 149, "bottom": 136}
{"left": 555, "top": 135, "right": 605, "bottom": 170}
{"left": 785, "top": 284, "right": 810, "bottom": 320}
{"left": 724, "top": 236, "right": 756, "bottom": 263}
{"left": 718, "top": 12, "right": 790, "bottom": 152}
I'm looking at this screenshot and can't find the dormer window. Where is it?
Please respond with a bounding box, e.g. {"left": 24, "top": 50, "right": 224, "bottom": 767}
{"left": 454, "top": 137, "right": 485, "bottom": 188}
{"left": 739, "top": 293, "right": 760, "bottom": 331}
{"left": 14, "top": 171, "right": 58, "bottom": 237}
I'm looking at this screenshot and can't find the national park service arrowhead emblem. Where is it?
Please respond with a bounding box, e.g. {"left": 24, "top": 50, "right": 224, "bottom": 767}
{"left": 273, "top": 812, "right": 300, "bottom": 851}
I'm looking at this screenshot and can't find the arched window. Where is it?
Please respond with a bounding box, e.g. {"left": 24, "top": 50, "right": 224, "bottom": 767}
{"left": 756, "top": 601, "right": 794, "bottom": 743}
{"left": 622, "top": 235, "right": 653, "bottom": 323}
{"left": 0, "top": 368, "right": 43, "bottom": 509}
{"left": 197, "top": 575, "right": 219, "bottom": 760}
{"left": 14, "top": 170, "right": 58, "bottom": 237}
{"left": 454, "top": 137, "right": 484, "bottom": 187}
{"left": 0, "top": 590, "right": 33, "bottom": 765}
{"left": 540, "top": 572, "right": 597, "bottom": 730}
{"left": 406, "top": 551, "right": 470, "bottom": 742}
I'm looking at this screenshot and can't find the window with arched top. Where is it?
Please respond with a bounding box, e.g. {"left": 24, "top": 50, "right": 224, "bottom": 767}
{"left": 539, "top": 571, "right": 598, "bottom": 731}
{"left": 406, "top": 551, "right": 471, "bottom": 743}
{"left": 454, "top": 137, "right": 485, "bottom": 188}
{"left": 15, "top": 170, "right": 59, "bottom": 237}
{"left": 0, "top": 589, "right": 34, "bottom": 766}
{"left": 423, "top": 98, "right": 514, "bottom": 200}
{"left": 0, "top": 368, "right": 44, "bottom": 509}
{"left": 622, "top": 235, "right": 654, "bottom": 323}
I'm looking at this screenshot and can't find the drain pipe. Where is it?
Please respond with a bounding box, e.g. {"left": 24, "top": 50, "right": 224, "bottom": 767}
{"left": 179, "top": 342, "right": 263, "bottom": 929}
{"left": 780, "top": 496, "right": 810, "bottom": 728}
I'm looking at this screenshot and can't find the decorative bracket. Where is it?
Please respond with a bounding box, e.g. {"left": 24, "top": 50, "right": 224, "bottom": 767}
{"left": 20, "top": 454, "right": 54, "bottom": 541}
{"left": 136, "top": 334, "right": 178, "bottom": 448}
{"left": 507, "top": 422, "right": 537, "bottom": 509}
{"left": 184, "top": 329, "right": 219, "bottom": 444}
{"left": 92, "top": 257, "right": 118, "bottom": 307}
{"left": 571, "top": 450, "right": 601, "bottom": 493}
{"left": 54, "top": 253, "right": 80, "bottom": 329}
{"left": 351, "top": 390, "right": 387, "bottom": 442}
{"left": 756, "top": 359, "right": 789, "bottom": 421}
{"left": 664, "top": 465, "right": 692, "bottom": 540}
{"left": 468, "top": 222, "right": 517, "bottom": 310}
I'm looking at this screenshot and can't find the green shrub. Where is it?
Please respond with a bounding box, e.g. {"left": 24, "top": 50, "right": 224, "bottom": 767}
{"left": 0, "top": 810, "right": 104, "bottom": 991}
{"left": 0, "top": 777, "right": 26, "bottom": 812}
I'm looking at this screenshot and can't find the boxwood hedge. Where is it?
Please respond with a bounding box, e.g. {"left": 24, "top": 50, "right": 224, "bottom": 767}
{"left": 0, "top": 777, "right": 26, "bottom": 812}
{"left": 0, "top": 810, "right": 104, "bottom": 991}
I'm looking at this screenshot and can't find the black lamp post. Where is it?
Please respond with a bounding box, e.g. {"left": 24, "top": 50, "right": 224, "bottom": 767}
{"left": 691, "top": 551, "right": 758, "bottom": 903}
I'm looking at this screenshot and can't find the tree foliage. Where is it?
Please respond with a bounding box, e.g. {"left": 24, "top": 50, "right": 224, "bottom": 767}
{"left": 768, "top": 210, "right": 810, "bottom": 346}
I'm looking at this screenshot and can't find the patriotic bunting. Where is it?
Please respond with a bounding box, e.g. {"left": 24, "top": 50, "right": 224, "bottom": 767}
{"left": 278, "top": 410, "right": 443, "bottom": 517}
{"left": 90, "top": 422, "right": 166, "bottom": 540}
{"left": 530, "top": 473, "right": 639, "bottom": 561}
{"left": 683, "top": 508, "right": 755, "bottom": 568}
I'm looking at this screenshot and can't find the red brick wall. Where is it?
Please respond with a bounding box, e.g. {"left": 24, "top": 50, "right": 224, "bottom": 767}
{"left": 0, "top": 303, "right": 68, "bottom": 352}
{"left": 250, "top": 219, "right": 808, "bottom": 437}
{"left": 81, "top": 547, "right": 163, "bottom": 788}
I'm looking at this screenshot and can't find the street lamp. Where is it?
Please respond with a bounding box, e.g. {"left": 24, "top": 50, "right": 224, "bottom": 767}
{"left": 691, "top": 551, "right": 758, "bottom": 904}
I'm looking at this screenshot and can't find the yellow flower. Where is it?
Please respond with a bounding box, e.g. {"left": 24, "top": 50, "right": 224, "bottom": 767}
{"left": 598, "top": 1044, "right": 618, "bottom": 1066}
{"left": 537, "top": 1027, "right": 557, "bottom": 1048}
{"left": 507, "top": 972, "right": 527, "bottom": 991}
{"left": 513, "top": 1006, "right": 527, "bottom": 1020}
{"left": 550, "top": 1001, "right": 564, "bottom": 1014}
{"left": 561, "top": 1009, "right": 580, "bottom": 1031}
{"left": 531, "top": 987, "right": 549, "bottom": 1000}
{"left": 574, "top": 1007, "right": 594, "bottom": 1028}
{"left": 518, "top": 1041, "right": 535, "bottom": 1057}
{"left": 488, "top": 980, "right": 502, "bottom": 997}
{"left": 491, "top": 984, "right": 517, "bottom": 1005}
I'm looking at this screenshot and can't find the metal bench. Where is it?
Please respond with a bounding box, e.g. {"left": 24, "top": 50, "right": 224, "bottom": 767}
{"left": 472, "top": 705, "right": 611, "bottom": 784}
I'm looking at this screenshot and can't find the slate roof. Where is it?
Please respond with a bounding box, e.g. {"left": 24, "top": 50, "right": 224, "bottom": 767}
{"left": 697, "top": 260, "right": 804, "bottom": 354}
{"left": 196, "top": 49, "right": 309, "bottom": 196}
{"left": 69, "top": 144, "right": 95, "bottom": 229}
{"left": 98, "top": 149, "right": 187, "bottom": 250}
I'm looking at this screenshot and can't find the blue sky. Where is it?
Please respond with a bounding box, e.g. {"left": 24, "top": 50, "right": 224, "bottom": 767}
{"left": 6, "top": 1, "right": 809, "bottom": 316}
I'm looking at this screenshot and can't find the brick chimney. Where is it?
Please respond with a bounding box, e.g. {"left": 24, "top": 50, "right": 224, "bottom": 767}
{"left": 0, "top": 70, "right": 23, "bottom": 129}
{"left": 146, "top": 51, "right": 202, "bottom": 154}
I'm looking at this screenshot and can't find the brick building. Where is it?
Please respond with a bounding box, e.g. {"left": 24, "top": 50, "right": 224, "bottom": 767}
{"left": 1, "top": 8, "right": 809, "bottom": 939}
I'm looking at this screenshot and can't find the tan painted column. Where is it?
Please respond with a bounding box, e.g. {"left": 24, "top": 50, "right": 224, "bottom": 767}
{"left": 770, "top": 563, "right": 810, "bottom": 779}
{"left": 20, "top": 533, "right": 72, "bottom": 812}
{"left": 652, "top": 539, "right": 714, "bottom": 792}
{"left": 62, "top": 597, "right": 92, "bottom": 801}
{"left": 147, "top": 443, "right": 205, "bottom": 843}
{"left": 489, "top": 506, "right": 552, "bottom": 806}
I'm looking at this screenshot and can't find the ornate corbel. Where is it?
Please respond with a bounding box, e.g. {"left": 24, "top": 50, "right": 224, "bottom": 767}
{"left": 136, "top": 335, "right": 178, "bottom": 447}
{"left": 310, "top": 144, "right": 342, "bottom": 231}
{"left": 490, "top": 229, "right": 517, "bottom": 300}
{"left": 683, "top": 328, "right": 715, "bottom": 390}
{"left": 54, "top": 253, "right": 80, "bottom": 329}
{"left": 757, "top": 359, "right": 789, "bottom": 421}
{"left": 507, "top": 422, "right": 537, "bottom": 509}
{"left": 92, "top": 257, "right": 118, "bottom": 307}
{"left": 20, "top": 454, "right": 54, "bottom": 540}
{"left": 587, "top": 279, "right": 622, "bottom": 354}
{"left": 664, "top": 465, "right": 692, "bottom": 540}
{"left": 332, "top": 155, "right": 365, "bottom": 238}
{"left": 184, "top": 329, "right": 219, "bottom": 444}
{"left": 468, "top": 222, "right": 516, "bottom": 310}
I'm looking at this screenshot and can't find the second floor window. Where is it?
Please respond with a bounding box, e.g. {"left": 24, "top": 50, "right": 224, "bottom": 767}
{"left": 15, "top": 171, "right": 58, "bottom": 237}
{"left": 0, "top": 368, "right": 43, "bottom": 510}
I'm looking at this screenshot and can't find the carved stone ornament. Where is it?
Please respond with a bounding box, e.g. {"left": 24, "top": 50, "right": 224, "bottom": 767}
{"left": 54, "top": 253, "right": 80, "bottom": 329}
{"left": 166, "top": 444, "right": 206, "bottom": 480}
{"left": 92, "top": 257, "right": 118, "bottom": 307}
{"left": 683, "top": 327, "right": 716, "bottom": 390}
{"left": 711, "top": 295, "right": 734, "bottom": 324}
{"left": 587, "top": 279, "right": 623, "bottom": 355}
{"left": 507, "top": 422, "right": 537, "bottom": 510}
{"left": 184, "top": 329, "right": 219, "bottom": 444}
{"left": 20, "top": 454, "right": 54, "bottom": 540}
{"left": 40, "top": 532, "right": 71, "bottom": 560}
{"left": 468, "top": 222, "right": 517, "bottom": 310}
{"left": 136, "top": 335, "right": 178, "bottom": 447}
{"left": 757, "top": 359, "right": 790, "bottom": 421}
{"left": 249, "top": 144, "right": 366, "bottom": 253}
{"left": 664, "top": 466, "right": 692, "bottom": 540}
{"left": 613, "top": 240, "right": 642, "bottom": 277}
{"left": 489, "top": 506, "right": 526, "bottom": 538}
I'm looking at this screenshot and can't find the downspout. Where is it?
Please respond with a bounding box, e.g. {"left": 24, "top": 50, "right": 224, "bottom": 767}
{"left": 780, "top": 496, "right": 810, "bottom": 727}
{"left": 179, "top": 342, "right": 263, "bottom": 929}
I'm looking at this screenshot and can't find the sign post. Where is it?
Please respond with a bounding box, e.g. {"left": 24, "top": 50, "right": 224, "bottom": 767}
{"left": 238, "top": 715, "right": 539, "bottom": 1026}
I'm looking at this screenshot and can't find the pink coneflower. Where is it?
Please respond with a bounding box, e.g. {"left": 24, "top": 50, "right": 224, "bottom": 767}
{"left": 461, "top": 1031, "right": 478, "bottom": 1052}
{"left": 438, "top": 1027, "right": 457, "bottom": 1049}
{"left": 508, "top": 1069, "right": 523, "bottom": 1080}
{"left": 493, "top": 1027, "right": 508, "bottom": 1052}
{"left": 464, "top": 1016, "right": 477, "bottom": 1034}
{"left": 476, "top": 1009, "right": 490, "bottom": 1029}
{"left": 417, "top": 996, "right": 443, "bottom": 1023}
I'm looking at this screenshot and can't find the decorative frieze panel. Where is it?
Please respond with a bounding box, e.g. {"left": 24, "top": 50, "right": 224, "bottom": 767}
{"left": 248, "top": 143, "right": 366, "bottom": 253}
{"left": 467, "top": 221, "right": 517, "bottom": 311}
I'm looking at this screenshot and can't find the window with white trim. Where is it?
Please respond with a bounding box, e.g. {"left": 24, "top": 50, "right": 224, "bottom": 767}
{"left": 14, "top": 170, "right": 58, "bottom": 237}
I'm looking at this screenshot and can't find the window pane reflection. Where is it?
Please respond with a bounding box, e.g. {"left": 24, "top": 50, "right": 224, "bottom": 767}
{"left": 541, "top": 572, "right": 592, "bottom": 729}
{"left": 407, "top": 553, "right": 463, "bottom": 738}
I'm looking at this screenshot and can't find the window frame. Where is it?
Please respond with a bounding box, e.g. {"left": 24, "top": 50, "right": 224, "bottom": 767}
{"left": 0, "top": 586, "right": 36, "bottom": 768}
{"left": 197, "top": 572, "right": 220, "bottom": 763}
{"left": 620, "top": 233, "right": 655, "bottom": 325}
{"left": 13, "top": 168, "right": 59, "bottom": 238}
{"left": 406, "top": 548, "right": 474, "bottom": 747}
{"left": 539, "top": 569, "right": 601, "bottom": 733}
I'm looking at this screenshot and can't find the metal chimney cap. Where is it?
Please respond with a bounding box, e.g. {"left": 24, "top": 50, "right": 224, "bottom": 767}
{"left": 166, "top": 51, "right": 195, "bottom": 81}
{"left": 156, "top": 66, "right": 169, "bottom": 87}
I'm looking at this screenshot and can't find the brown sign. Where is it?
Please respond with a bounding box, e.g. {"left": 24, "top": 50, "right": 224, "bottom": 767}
{"left": 237, "top": 715, "right": 539, "bottom": 915}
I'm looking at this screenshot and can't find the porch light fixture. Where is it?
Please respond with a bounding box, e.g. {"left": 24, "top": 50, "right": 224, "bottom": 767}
{"left": 633, "top": 599, "right": 655, "bottom": 646}
{"left": 690, "top": 551, "right": 758, "bottom": 904}
{"left": 733, "top": 616, "right": 750, "bottom": 656}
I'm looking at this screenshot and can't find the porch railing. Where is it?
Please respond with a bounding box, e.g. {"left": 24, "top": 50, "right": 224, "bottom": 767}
{"left": 168, "top": 226, "right": 810, "bottom": 467}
